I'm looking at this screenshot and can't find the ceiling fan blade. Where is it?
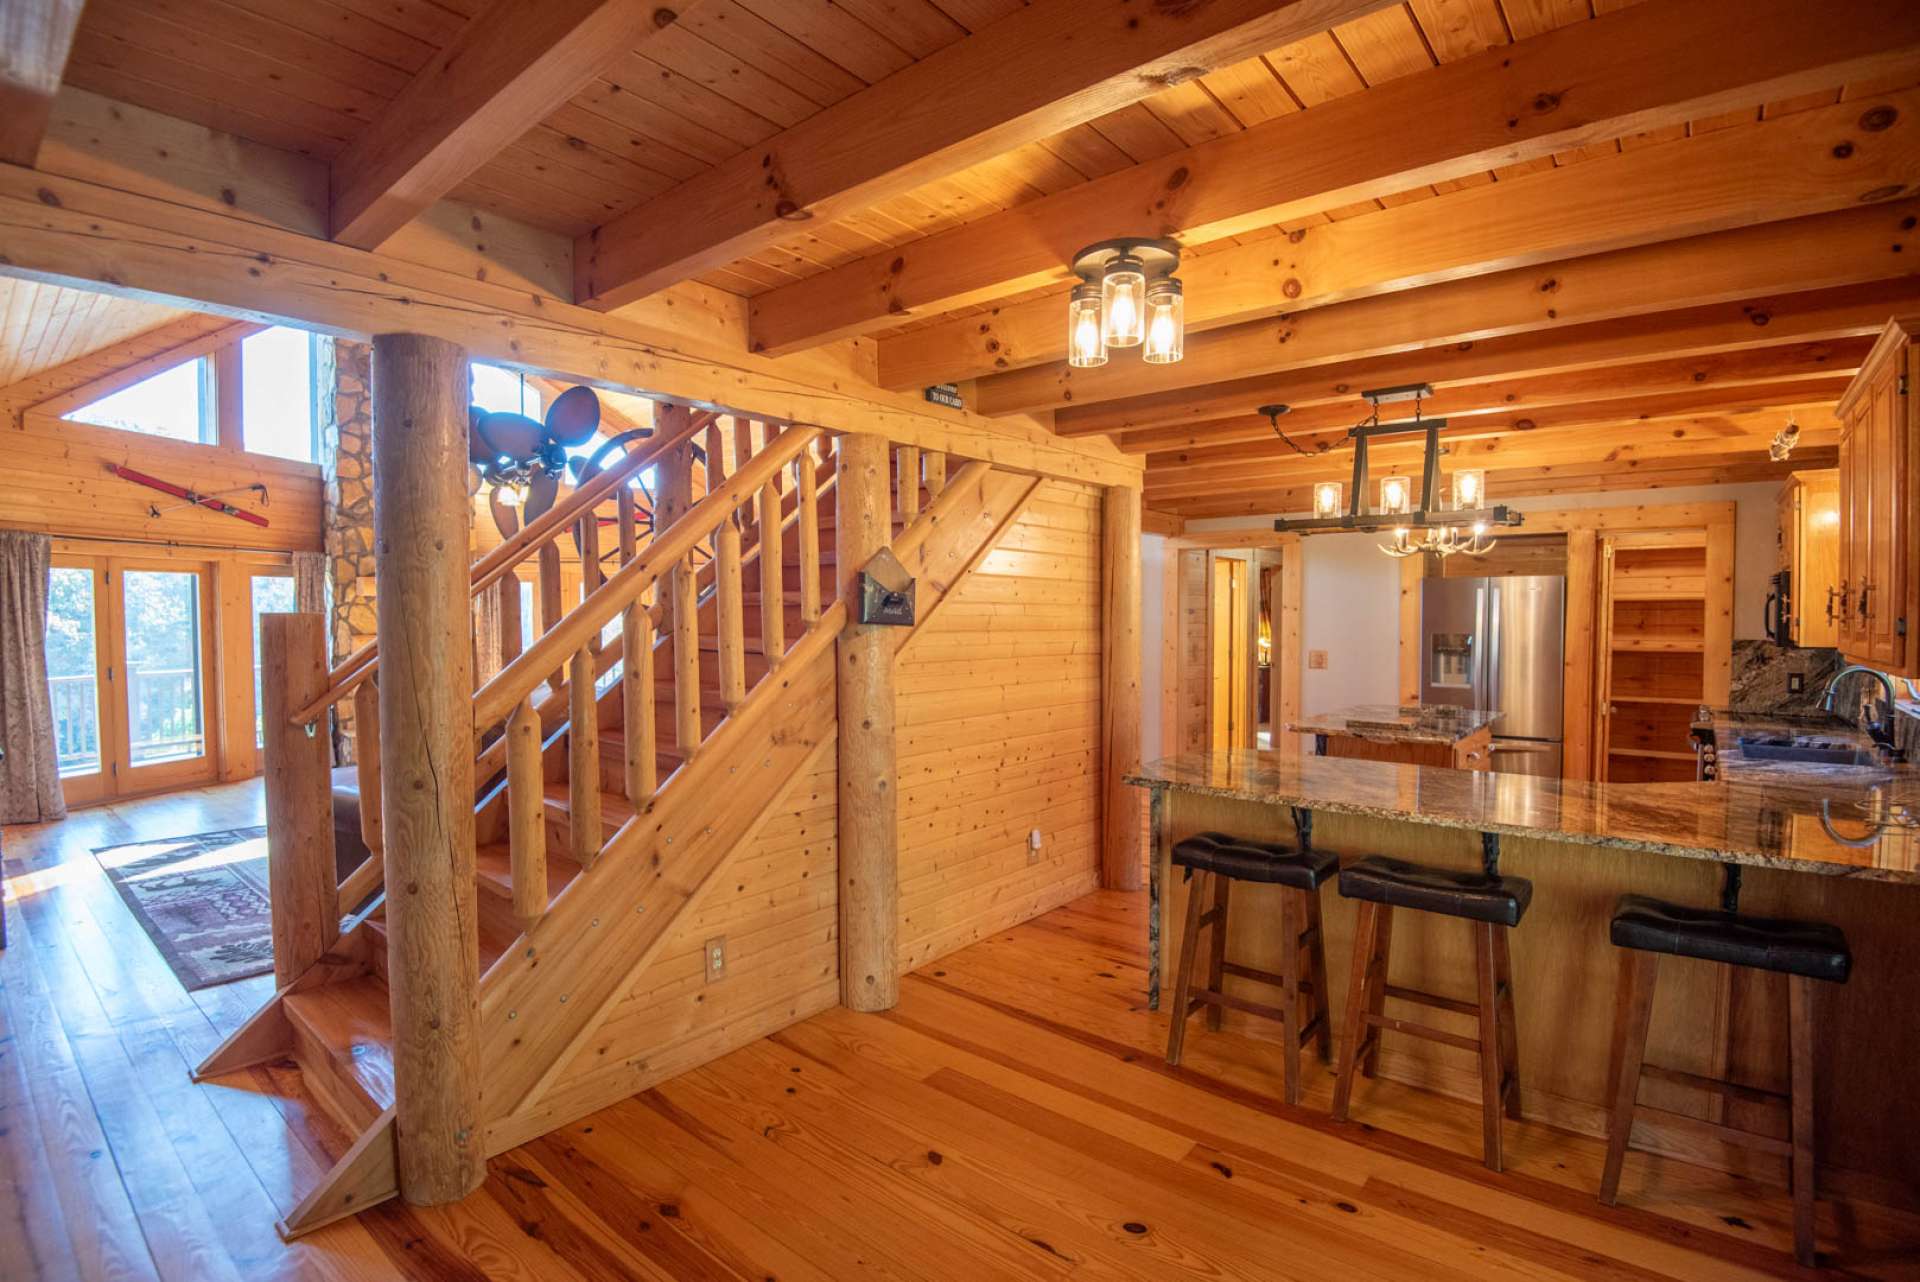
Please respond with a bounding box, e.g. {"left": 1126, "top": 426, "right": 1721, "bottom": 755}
{"left": 522, "top": 469, "right": 561, "bottom": 523}
{"left": 487, "top": 486, "right": 521, "bottom": 542}
{"left": 544, "top": 385, "right": 601, "bottom": 447}
{"left": 477, "top": 410, "right": 545, "bottom": 463}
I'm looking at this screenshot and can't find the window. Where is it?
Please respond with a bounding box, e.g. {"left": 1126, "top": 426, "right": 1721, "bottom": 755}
{"left": 65, "top": 358, "right": 213, "bottom": 444}
{"left": 471, "top": 363, "right": 542, "bottom": 418}
{"left": 46, "top": 566, "right": 102, "bottom": 777}
{"left": 242, "top": 327, "right": 319, "bottom": 462}
{"left": 249, "top": 575, "right": 297, "bottom": 746}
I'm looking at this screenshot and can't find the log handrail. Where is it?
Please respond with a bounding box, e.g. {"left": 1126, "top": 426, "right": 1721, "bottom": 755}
{"left": 288, "top": 407, "right": 719, "bottom": 727}
{"left": 473, "top": 426, "right": 822, "bottom": 730}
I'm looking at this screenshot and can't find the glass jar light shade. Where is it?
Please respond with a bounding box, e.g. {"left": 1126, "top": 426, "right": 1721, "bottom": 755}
{"left": 1452, "top": 468, "right": 1486, "bottom": 510}
{"left": 1378, "top": 475, "right": 1412, "bottom": 515}
{"left": 1312, "top": 481, "right": 1343, "bottom": 519}
{"left": 1141, "top": 278, "right": 1184, "bottom": 364}
{"left": 1065, "top": 284, "right": 1108, "bottom": 369}
{"left": 1101, "top": 254, "right": 1147, "bottom": 348}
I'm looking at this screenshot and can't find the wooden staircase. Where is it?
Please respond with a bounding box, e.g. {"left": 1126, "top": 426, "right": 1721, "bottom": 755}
{"left": 194, "top": 415, "right": 1040, "bottom": 1238}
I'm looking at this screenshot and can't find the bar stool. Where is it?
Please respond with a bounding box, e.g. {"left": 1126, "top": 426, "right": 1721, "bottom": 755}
{"left": 1329, "top": 836, "right": 1531, "bottom": 1171}
{"left": 1164, "top": 828, "right": 1338, "bottom": 1104}
{"left": 1598, "top": 866, "right": 1850, "bottom": 1268}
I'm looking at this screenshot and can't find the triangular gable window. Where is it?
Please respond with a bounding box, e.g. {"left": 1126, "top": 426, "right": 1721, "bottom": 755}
{"left": 65, "top": 357, "right": 214, "bottom": 445}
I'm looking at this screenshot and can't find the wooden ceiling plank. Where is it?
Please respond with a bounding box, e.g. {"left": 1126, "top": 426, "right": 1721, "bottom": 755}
{"left": 221, "top": 0, "right": 441, "bottom": 77}
{"left": 107, "top": 0, "right": 419, "bottom": 99}
{"left": 748, "top": 0, "right": 1920, "bottom": 357}
{"left": 925, "top": 0, "right": 1026, "bottom": 34}
{"left": 0, "top": 0, "right": 91, "bottom": 164}
{"left": 887, "top": 87, "right": 1920, "bottom": 388}
{"left": 967, "top": 196, "right": 1920, "bottom": 415}
{"left": 831, "top": 0, "right": 969, "bottom": 60}
{"left": 1198, "top": 56, "right": 1300, "bottom": 129}
{"left": 1056, "top": 282, "right": 1920, "bottom": 437}
{"left": 1407, "top": 0, "right": 1512, "bottom": 61}
{"left": 676, "top": 1, "right": 868, "bottom": 105}
{"left": 329, "top": 0, "right": 685, "bottom": 250}
{"left": 1496, "top": 0, "right": 1590, "bottom": 41}
{"left": 326, "top": 0, "right": 470, "bottom": 47}
{"left": 730, "top": 0, "right": 914, "bottom": 85}
{"left": 543, "top": 101, "right": 709, "bottom": 183}
{"left": 1117, "top": 341, "right": 1872, "bottom": 456}
{"left": 604, "top": 50, "right": 784, "bottom": 150}
{"left": 642, "top": 23, "right": 823, "bottom": 128}
{"left": 1266, "top": 29, "right": 1367, "bottom": 106}
{"left": 575, "top": 0, "right": 1406, "bottom": 311}
{"left": 1330, "top": 6, "right": 1435, "bottom": 84}
{"left": 1083, "top": 101, "right": 1189, "bottom": 165}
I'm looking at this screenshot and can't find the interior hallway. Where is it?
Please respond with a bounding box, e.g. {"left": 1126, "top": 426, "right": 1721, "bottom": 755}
{"left": 4, "top": 782, "right": 1919, "bottom": 1280}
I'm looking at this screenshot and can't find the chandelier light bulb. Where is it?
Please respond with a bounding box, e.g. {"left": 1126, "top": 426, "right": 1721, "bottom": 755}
{"left": 1312, "top": 481, "right": 1343, "bottom": 519}
{"left": 1141, "top": 278, "right": 1184, "bottom": 364}
{"left": 1379, "top": 475, "right": 1411, "bottom": 515}
{"left": 1065, "top": 283, "right": 1107, "bottom": 369}
{"left": 1453, "top": 468, "right": 1485, "bottom": 510}
{"left": 1101, "top": 253, "right": 1147, "bottom": 348}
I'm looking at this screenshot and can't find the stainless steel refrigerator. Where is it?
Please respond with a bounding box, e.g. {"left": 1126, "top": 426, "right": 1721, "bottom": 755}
{"left": 1420, "top": 575, "right": 1565, "bottom": 777}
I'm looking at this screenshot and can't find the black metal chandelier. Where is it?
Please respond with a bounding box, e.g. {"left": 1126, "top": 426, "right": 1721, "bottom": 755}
{"left": 1269, "top": 383, "right": 1524, "bottom": 557}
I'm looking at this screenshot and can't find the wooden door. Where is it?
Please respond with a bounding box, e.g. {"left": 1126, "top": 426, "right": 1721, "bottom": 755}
{"left": 108, "top": 556, "right": 222, "bottom": 796}
{"left": 1836, "top": 414, "right": 1863, "bottom": 655}
{"left": 1863, "top": 360, "right": 1908, "bottom": 670}
{"left": 46, "top": 555, "right": 113, "bottom": 808}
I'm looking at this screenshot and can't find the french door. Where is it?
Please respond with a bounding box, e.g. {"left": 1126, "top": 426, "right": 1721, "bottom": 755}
{"left": 48, "top": 552, "right": 222, "bottom": 804}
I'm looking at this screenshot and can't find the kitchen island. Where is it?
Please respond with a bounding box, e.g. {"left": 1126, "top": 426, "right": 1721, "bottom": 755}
{"left": 1287, "top": 703, "right": 1498, "bottom": 770}
{"left": 1129, "top": 750, "right": 1920, "bottom": 1200}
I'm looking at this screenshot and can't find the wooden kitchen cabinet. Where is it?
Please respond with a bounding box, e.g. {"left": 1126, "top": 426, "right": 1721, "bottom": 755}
{"left": 1774, "top": 469, "right": 1840, "bottom": 649}
{"left": 1834, "top": 317, "right": 1919, "bottom": 676}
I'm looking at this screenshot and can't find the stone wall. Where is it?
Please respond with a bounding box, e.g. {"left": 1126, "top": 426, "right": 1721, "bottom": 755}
{"left": 320, "top": 336, "right": 375, "bottom": 764}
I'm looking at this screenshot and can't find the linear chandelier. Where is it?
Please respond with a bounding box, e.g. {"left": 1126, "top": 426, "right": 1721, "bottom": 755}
{"left": 1269, "top": 383, "right": 1523, "bottom": 559}
{"left": 1066, "top": 238, "right": 1183, "bottom": 367}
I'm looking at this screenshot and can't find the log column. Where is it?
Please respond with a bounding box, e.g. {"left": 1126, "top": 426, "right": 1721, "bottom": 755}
{"left": 1101, "top": 486, "right": 1144, "bottom": 890}
{"left": 260, "top": 612, "right": 336, "bottom": 986}
{"left": 836, "top": 434, "right": 898, "bottom": 1011}
{"left": 371, "top": 333, "right": 483, "bottom": 1205}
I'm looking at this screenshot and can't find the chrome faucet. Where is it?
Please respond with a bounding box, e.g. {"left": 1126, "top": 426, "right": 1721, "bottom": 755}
{"left": 1821, "top": 665, "right": 1900, "bottom": 754}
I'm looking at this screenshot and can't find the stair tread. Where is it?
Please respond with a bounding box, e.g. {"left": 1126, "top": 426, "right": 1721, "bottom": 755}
{"left": 284, "top": 975, "right": 395, "bottom": 1112}
{"left": 474, "top": 840, "right": 582, "bottom": 901}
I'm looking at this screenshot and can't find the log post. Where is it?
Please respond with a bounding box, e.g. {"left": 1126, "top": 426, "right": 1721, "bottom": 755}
{"left": 1101, "top": 485, "right": 1144, "bottom": 890}
{"left": 260, "top": 612, "right": 336, "bottom": 987}
{"left": 370, "top": 332, "right": 483, "bottom": 1206}
{"left": 836, "top": 433, "right": 898, "bottom": 1012}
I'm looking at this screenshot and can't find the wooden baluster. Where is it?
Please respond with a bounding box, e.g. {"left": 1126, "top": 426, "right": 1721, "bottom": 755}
{"left": 568, "top": 644, "right": 602, "bottom": 866}
{"left": 537, "top": 541, "right": 563, "bottom": 692}
{"left": 797, "top": 447, "right": 821, "bottom": 627}
{"left": 622, "top": 592, "right": 657, "bottom": 803}
{"left": 898, "top": 444, "right": 921, "bottom": 525}
{"left": 352, "top": 677, "right": 383, "bottom": 859}
{"left": 924, "top": 451, "right": 947, "bottom": 500}
{"left": 498, "top": 570, "right": 523, "bottom": 666}
{"left": 759, "top": 456, "right": 786, "bottom": 665}
{"left": 672, "top": 550, "right": 701, "bottom": 755}
{"left": 716, "top": 509, "right": 748, "bottom": 712}
{"left": 579, "top": 507, "right": 604, "bottom": 652}
{"left": 704, "top": 419, "right": 728, "bottom": 497}
{"left": 506, "top": 696, "right": 546, "bottom": 927}
{"left": 617, "top": 483, "right": 638, "bottom": 567}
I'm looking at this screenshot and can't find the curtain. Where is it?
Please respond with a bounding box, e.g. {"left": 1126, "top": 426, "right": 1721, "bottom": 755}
{"left": 0, "top": 532, "right": 66, "bottom": 824}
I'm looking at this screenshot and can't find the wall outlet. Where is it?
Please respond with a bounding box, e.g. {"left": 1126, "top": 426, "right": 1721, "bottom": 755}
{"left": 1028, "top": 828, "right": 1043, "bottom": 864}
{"left": 1307, "top": 649, "right": 1329, "bottom": 670}
{"left": 703, "top": 936, "right": 727, "bottom": 983}
{"left": 1788, "top": 672, "right": 1805, "bottom": 694}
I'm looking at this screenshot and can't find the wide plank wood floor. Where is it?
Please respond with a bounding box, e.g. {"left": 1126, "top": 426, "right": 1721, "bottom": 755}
{"left": 5, "top": 781, "right": 1920, "bottom": 1279}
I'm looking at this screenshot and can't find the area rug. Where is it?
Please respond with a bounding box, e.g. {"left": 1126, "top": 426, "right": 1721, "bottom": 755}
{"left": 95, "top": 827, "right": 274, "bottom": 990}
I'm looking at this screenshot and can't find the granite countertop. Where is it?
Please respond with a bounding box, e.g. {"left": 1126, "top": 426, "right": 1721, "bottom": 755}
{"left": 1128, "top": 750, "right": 1920, "bottom": 883}
{"left": 1286, "top": 704, "right": 1502, "bottom": 744}
{"left": 1693, "top": 708, "right": 1906, "bottom": 784}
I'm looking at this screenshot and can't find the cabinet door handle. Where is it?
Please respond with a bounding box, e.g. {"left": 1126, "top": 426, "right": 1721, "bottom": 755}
{"left": 1826, "top": 586, "right": 1840, "bottom": 625}
{"left": 1861, "top": 582, "right": 1874, "bottom": 620}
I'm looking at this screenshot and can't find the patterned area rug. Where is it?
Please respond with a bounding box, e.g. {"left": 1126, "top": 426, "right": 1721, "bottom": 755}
{"left": 95, "top": 827, "right": 274, "bottom": 991}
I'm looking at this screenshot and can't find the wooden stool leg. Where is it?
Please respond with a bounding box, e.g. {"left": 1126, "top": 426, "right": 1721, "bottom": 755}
{"left": 1330, "top": 900, "right": 1380, "bottom": 1122}
{"left": 1493, "top": 923, "right": 1522, "bottom": 1121}
{"left": 1360, "top": 905, "right": 1393, "bottom": 1077}
{"left": 1599, "top": 949, "right": 1660, "bottom": 1205}
{"left": 1205, "top": 872, "right": 1231, "bottom": 1031}
{"left": 1473, "top": 921, "right": 1505, "bottom": 1172}
{"left": 1165, "top": 871, "right": 1210, "bottom": 1066}
{"left": 1276, "top": 889, "right": 1302, "bottom": 1106}
{"left": 1304, "top": 888, "right": 1333, "bottom": 1063}
{"left": 1788, "top": 974, "right": 1818, "bottom": 1269}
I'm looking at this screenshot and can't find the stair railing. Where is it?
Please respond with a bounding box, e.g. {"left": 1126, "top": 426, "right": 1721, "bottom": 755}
{"left": 475, "top": 425, "right": 827, "bottom": 925}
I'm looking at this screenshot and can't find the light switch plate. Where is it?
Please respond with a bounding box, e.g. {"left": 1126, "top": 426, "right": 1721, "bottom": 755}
{"left": 1308, "top": 649, "right": 1328, "bottom": 670}
{"left": 704, "top": 936, "right": 727, "bottom": 983}
{"left": 1028, "top": 828, "right": 1043, "bottom": 863}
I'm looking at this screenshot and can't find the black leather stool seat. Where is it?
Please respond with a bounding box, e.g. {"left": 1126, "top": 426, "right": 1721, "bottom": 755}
{"left": 1610, "top": 894, "right": 1851, "bottom": 983}
{"left": 1338, "top": 854, "right": 1533, "bottom": 926}
{"left": 1172, "top": 831, "right": 1338, "bottom": 890}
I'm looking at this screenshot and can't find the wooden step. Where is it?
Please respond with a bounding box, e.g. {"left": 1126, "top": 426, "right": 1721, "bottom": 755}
{"left": 472, "top": 840, "right": 583, "bottom": 935}
{"left": 595, "top": 729, "right": 683, "bottom": 794}
{"left": 364, "top": 906, "right": 519, "bottom": 985}
{"left": 284, "top": 974, "right": 394, "bottom": 1137}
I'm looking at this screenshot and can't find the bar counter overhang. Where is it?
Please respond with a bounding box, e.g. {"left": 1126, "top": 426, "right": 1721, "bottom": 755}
{"left": 1128, "top": 750, "right": 1920, "bottom": 1203}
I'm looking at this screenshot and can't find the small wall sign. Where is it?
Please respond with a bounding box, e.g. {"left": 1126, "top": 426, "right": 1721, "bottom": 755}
{"left": 923, "top": 383, "right": 963, "bottom": 410}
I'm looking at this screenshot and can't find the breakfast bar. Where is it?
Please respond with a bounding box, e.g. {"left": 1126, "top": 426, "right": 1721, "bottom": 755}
{"left": 1130, "top": 750, "right": 1920, "bottom": 1203}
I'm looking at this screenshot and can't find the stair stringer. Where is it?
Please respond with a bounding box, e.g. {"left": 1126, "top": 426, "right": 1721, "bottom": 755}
{"left": 476, "top": 461, "right": 1040, "bottom": 1151}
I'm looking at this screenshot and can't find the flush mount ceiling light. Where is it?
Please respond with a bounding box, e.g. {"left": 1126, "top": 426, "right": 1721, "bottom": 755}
{"left": 1066, "top": 238, "right": 1183, "bottom": 368}
{"left": 1270, "top": 382, "right": 1524, "bottom": 559}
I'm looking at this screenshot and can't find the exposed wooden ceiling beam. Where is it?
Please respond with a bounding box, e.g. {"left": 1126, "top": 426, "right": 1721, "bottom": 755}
{"left": 1116, "top": 341, "right": 1868, "bottom": 455}
{"left": 330, "top": 0, "right": 680, "bottom": 251}
{"left": 0, "top": 163, "right": 1140, "bottom": 489}
{"left": 0, "top": 0, "right": 84, "bottom": 165}
{"left": 1053, "top": 279, "right": 1920, "bottom": 438}
{"left": 1142, "top": 392, "right": 1846, "bottom": 496}
{"left": 971, "top": 198, "right": 1920, "bottom": 416}
{"left": 752, "top": 0, "right": 1920, "bottom": 357}
{"left": 880, "top": 86, "right": 1920, "bottom": 388}
{"left": 574, "top": 0, "right": 1402, "bottom": 311}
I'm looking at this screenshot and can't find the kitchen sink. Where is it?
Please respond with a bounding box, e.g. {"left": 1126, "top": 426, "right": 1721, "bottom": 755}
{"left": 1734, "top": 737, "right": 1884, "bottom": 767}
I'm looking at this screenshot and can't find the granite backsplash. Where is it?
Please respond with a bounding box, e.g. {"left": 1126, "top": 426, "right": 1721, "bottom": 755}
{"left": 1728, "top": 641, "right": 1844, "bottom": 714}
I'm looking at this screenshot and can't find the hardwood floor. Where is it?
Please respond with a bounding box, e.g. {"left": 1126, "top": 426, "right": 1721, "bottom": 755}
{"left": 5, "top": 782, "right": 1920, "bottom": 1280}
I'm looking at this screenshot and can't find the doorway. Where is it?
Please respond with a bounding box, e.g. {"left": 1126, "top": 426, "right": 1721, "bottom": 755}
{"left": 1208, "top": 557, "right": 1251, "bottom": 750}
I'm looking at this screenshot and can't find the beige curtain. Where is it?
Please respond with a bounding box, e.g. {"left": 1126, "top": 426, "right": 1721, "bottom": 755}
{"left": 0, "top": 532, "right": 66, "bottom": 823}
